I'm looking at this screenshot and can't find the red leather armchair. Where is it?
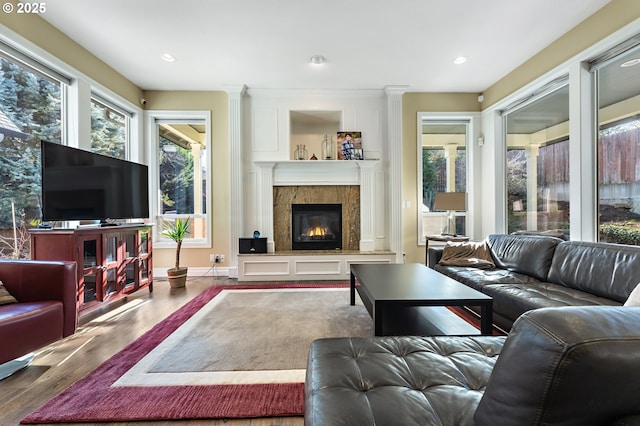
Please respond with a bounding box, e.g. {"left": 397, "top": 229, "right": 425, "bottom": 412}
{"left": 0, "top": 260, "right": 78, "bottom": 367}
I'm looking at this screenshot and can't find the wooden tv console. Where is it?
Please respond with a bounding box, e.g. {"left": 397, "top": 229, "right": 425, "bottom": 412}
{"left": 30, "top": 224, "right": 153, "bottom": 316}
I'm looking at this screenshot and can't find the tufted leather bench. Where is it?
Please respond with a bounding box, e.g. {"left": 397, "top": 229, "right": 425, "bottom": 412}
{"left": 305, "top": 306, "right": 640, "bottom": 425}
{"left": 305, "top": 335, "right": 504, "bottom": 425}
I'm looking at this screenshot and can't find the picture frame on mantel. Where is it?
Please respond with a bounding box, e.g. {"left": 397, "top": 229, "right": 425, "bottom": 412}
{"left": 337, "top": 131, "right": 362, "bottom": 160}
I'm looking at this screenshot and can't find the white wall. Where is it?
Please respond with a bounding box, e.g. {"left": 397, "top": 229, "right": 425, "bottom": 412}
{"left": 240, "top": 89, "right": 391, "bottom": 251}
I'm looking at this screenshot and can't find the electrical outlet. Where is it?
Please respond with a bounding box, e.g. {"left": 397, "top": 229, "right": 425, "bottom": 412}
{"left": 209, "top": 254, "right": 216, "bottom": 262}
{"left": 212, "top": 254, "right": 225, "bottom": 263}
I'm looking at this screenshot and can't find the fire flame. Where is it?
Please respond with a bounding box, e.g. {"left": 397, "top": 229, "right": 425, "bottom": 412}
{"left": 308, "top": 226, "right": 326, "bottom": 237}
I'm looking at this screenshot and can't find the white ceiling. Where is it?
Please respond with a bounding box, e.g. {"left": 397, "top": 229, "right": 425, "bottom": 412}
{"left": 37, "top": 0, "right": 611, "bottom": 92}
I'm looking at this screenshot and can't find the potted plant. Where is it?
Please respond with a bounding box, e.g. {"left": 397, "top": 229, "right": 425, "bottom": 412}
{"left": 162, "top": 217, "right": 190, "bottom": 288}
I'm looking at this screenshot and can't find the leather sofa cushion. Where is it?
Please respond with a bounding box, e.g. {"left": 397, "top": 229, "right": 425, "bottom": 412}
{"left": 510, "top": 229, "right": 568, "bottom": 240}
{"left": 306, "top": 335, "right": 505, "bottom": 426}
{"left": 475, "top": 306, "right": 640, "bottom": 425}
{"left": 548, "top": 241, "right": 640, "bottom": 302}
{"left": 434, "top": 264, "right": 542, "bottom": 292}
{"left": 0, "top": 301, "right": 63, "bottom": 362}
{"left": 481, "top": 282, "right": 619, "bottom": 322}
{"left": 487, "top": 234, "right": 562, "bottom": 281}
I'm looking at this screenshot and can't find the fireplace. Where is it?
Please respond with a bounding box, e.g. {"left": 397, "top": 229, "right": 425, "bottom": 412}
{"left": 291, "top": 204, "right": 342, "bottom": 250}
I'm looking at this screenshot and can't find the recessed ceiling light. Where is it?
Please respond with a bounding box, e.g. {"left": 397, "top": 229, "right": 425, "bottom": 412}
{"left": 453, "top": 56, "right": 468, "bottom": 65}
{"left": 621, "top": 58, "right": 640, "bottom": 68}
{"left": 161, "top": 53, "right": 176, "bottom": 62}
{"left": 310, "top": 55, "right": 325, "bottom": 65}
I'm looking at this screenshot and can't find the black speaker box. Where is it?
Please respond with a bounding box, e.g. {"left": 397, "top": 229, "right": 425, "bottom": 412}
{"left": 239, "top": 237, "right": 267, "bottom": 254}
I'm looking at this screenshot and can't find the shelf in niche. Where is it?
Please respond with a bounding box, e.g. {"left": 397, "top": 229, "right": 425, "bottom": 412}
{"left": 290, "top": 110, "right": 341, "bottom": 161}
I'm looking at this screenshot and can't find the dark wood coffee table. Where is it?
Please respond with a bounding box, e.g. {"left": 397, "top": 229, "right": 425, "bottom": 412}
{"left": 350, "top": 263, "right": 493, "bottom": 336}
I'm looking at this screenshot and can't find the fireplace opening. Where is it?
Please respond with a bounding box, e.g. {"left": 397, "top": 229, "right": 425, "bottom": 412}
{"left": 291, "top": 204, "right": 342, "bottom": 250}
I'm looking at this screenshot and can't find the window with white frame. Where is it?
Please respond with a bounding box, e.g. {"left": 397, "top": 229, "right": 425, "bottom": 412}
{"left": 90, "top": 96, "right": 130, "bottom": 159}
{"left": 417, "top": 117, "right": 468, "bottom": 240}
{"left": 149, "top": 112, "right": 211, "bottom": 247}
{"left": 593, "top": 41, "right": 640, "bottom": 245}
{"left": 0, "top": 46, "right": 67, "bottom": 258}
{"left": 503, "top": 82, "right": 570, "bottom": 236}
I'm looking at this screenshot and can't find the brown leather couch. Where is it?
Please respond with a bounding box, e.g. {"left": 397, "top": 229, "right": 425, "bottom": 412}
{"left": 0, "top": 260, "right": 78, "bottom": 367}
{"left": 306, "top": 306, "right": 640, "bottom": 425}
{"left": 428, "top": 234, "right": 640, "bottom": 331}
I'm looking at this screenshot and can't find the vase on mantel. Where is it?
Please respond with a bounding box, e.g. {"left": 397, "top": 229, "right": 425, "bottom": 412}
{"left": 294, "top": 144, "right": 307, "bottom": 160}
{"left": 322, "top": 134, "right": 335, "bottom": 160}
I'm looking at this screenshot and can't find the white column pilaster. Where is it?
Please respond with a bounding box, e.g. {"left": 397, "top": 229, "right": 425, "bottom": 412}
{"left": 67, "top": 78, "right": 91, "bottom": 150}
{"left": 525, "top": 145, "right": 539, "bottom": 230}
{"left": 226, "top": 85, "right": 247, "bottom": 277}
{"left": 444, "top": 144, "right": 458, "bottom": 191}
{"left": 569, "top": 62, "right": 597, "bottom": 241}
{"left": 357, "top": 161, "right": 377, "bottom": 251}
{"left": 255, "top": 162, "right": 276, "bottom": 252}
{"left": 385, "top": 85, "right": 408, "bottom": 262}
{"left": 191, "top": 142, "right": 204, "bottom": 238}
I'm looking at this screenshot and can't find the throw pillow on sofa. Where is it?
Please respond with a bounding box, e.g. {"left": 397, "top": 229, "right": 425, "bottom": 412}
{"left": 0, "top": 280, "right": 17, "bottom": 305}
{"left": 438, "top": 240, "right": 495, "bottom": 269}
{"left": 624, "top": 283, "right": 640, "bottom": 306}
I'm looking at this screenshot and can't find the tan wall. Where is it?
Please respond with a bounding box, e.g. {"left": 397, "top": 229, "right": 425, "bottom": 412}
{"left": 482, "top": 0, "right": 640, "bottom": 108}
{"left": 143, "top": 91, "right": 230, "bottom": 269}
{"left": 0, "top": 0, "right": 142, "bottom": 105}
{"left": 402, "top": 93, "right": 481, "bottom": 264}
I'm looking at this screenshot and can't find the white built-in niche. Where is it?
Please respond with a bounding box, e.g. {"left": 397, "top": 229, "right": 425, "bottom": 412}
{"left": 289, "top": 110, "right": 341, "bottom": 160}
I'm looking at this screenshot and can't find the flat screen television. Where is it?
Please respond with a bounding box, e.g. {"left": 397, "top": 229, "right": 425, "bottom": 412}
{"left": 41, "top": 141, "right": 149, "bottom": 225}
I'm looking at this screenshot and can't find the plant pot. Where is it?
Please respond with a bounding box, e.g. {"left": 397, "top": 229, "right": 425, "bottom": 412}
{"left": 167, "top": 267, "right": 188, "bottom": 288}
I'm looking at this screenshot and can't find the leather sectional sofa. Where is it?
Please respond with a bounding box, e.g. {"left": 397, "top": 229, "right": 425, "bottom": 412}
{"left": 428, "top": 233, "right": 640, "bottom": 331}
{"left": 0, "top": 259, "right": 77, "bottom": 377}
{"left": 306, "top": 306, "right": 640, "bottom": 425}
{"left": 305, "top": 235, "right": 640, "bottom": 424}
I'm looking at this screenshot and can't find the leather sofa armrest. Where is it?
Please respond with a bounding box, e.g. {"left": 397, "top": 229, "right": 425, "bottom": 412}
{"left": 475, "top": 306, "right": 640, "bottom": 425}
{"left": 0, "top": 260, "right": 78, "bottom": 337}
{"left": 427, "top": 246, "right": 444, "bottom": 268}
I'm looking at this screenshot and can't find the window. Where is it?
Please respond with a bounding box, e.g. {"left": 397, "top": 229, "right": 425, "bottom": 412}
{"left": 594, "top": 43, "right": 640, "bottom": 245}
{"left": 504, "top": 83, "right": 570, "bottom": 235}
{"left": 418, "top": 118, "right": 468, "bottom": 239}
{"left": 0, "top": 52, "right": 65, "bottom": 258}
{"left": 149, "top": 112, "right": 211, "bottom": 247}
{"left": 91, "top": 97, "right": 129, "bottom": 159}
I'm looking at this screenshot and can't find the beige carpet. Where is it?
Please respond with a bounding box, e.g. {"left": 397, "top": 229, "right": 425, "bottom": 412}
{"left": 114, "top": 287, "right": 372, "bottom": 386}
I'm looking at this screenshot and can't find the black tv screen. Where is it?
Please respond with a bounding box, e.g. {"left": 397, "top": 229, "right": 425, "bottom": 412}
{"left": 41, "top": 141, "right": 149, "bottom": 223}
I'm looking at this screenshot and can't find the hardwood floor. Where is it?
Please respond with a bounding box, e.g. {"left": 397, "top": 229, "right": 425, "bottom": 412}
{"left": 0, "top": 276, "right": 305, "bottom": 426}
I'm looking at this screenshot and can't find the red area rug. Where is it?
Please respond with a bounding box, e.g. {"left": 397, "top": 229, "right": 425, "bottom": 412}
{"left": 21, "top": 282, "right": 349, "bottom": 424}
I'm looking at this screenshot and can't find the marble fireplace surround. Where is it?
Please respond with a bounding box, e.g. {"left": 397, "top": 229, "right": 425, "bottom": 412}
{"left": 274, "top": 185, "right": 360, "bottom": 251}
{"left": 254, "top": 161, "right": 379, "bottom": 253}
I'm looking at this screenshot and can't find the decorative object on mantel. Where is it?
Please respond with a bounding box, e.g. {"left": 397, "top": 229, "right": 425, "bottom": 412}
{"left": 337, "top": 131, "right": 362, "bottom": 160}
{"left": 310, "top": 153, "right": 318, "bottom": 160}
{"left": 321, "top": 134, "right": 335, "bottom": 160}
{"left": 294, "top": 144, "right": 307, "bottom": 160}
{"left": 253, "top": 230, "right": 261, "bottom": 238}
{"left": 162, "top": 216, "right": 190, "bottom": 288}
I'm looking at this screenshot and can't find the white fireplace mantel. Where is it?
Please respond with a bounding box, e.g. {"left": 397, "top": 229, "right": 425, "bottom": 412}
{"left": 255, "top": 160, "right": 378, "bottom": 186}
{"left": 254, "top": 160, "right": 380, "bottom": 252}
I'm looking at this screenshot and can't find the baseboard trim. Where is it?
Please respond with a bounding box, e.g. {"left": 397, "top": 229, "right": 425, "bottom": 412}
{"left": 153, "top": 266, "right": 230, "bottom": 279}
